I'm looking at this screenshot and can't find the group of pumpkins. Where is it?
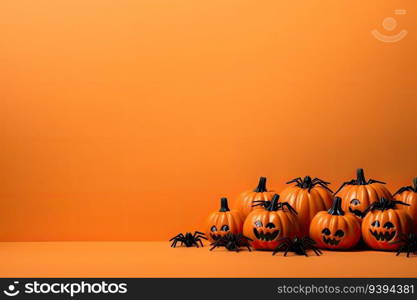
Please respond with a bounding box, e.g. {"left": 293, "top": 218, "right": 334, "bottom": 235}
{"left": 205, "top": 169, "right": 417, "bottom": 251}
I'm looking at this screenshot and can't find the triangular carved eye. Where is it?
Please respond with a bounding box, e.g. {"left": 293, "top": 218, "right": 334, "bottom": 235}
{"left": 254, "top": 220, "right": 262, "bottom": 227}
{"left": 321, "top": 228, "right": 330, "bottom": 235}
{"left": 335, "top": 230, "right": 344, "bottom": 237}
{"left": 210, "top": 225, "right": 217, "bottom": 232}
{"left": 371, "top": 220, "right": 380, "bottom": 227}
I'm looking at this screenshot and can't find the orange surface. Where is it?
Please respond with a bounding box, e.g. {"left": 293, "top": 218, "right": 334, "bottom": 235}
{"left": 1, "top": 0, "right": 417, "bottom": 242}
{"left": 0, "top": 242, "right": 416, "bottom": 278}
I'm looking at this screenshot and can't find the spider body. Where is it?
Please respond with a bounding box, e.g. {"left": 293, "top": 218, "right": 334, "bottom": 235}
{"left": 170, "top": 231, "right": 207, "bottom": 248}
{"left": 287, "top": 176, "right": 333, "bottom": 193}
{"left": 252, "top": 200, "right": 297, "bottom": 215}
{"left": 210, "top": 233, "right": 252, "bottom": 252}
{"left": 272, "top": 236, "right": 322, "bottom": 257}
{"left": 391, "top": 233, "right": 417, "bottom": 257}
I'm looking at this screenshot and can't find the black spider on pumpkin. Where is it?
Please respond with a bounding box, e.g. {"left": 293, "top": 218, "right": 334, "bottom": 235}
{"left": 170, "top": 231, "right": 207, "bottom": 248}
{"left": 334, "top": 168, "right": 386, "bottom": 195}
{"left": 390, "top": 233, "right": 417, "bottom": 257}
{"left": 362, "top": 197, "right": 410, "bottom": 215}
{"left": 286, "top": 176, "right": 333, "bottom": 193}
{"left": 272, "top": 236, "right": 322, "bottom": 257}
{"left": 210, "top": 232, "right": 252, "bottom": 252}
{"left": 393, "top": 178, "right": 417, "bottom": 196}
{"left": 252, "top": 199, "right": 297, "bottom": 215}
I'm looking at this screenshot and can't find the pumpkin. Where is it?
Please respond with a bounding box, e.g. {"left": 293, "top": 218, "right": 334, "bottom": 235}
{"left": 335, "top": 168, "right": 392, "bottom": 220}
{"left": 361, "top": 197, "right": 412, "bottom": 250}
{"left": 206, "top": 197, "right": 243, "bottom": 242}
{"left": 280, "top": 176, "right": 333, "bottom": 236}
{"left": 394, "top": 178, "right": 417, "bottom": 233}
{"left": 235, "top": 177, "right": 275, "bottom": 219}
{"left": 309, "top": 197, "right": 361, "bottom": 249}
{"left": 243, "top": 194, "right": 300, "bottom": 250}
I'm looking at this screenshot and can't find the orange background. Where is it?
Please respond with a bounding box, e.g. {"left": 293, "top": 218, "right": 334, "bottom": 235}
{"left": 1, "top": 0, "right": 416, "bottom": 241}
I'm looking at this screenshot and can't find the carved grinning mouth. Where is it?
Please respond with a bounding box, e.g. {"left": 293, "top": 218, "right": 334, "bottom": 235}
{"left": 349, "top": 207, "right": 364, "bottom": 218}
{"left": 253, "top": 228, "right": 280, "bottom": 241}
{"left": 323, "top": 236, "right": 341, "bottom": 246}
{"left": 369, "top": 229, "right": 396, "bottom": 242}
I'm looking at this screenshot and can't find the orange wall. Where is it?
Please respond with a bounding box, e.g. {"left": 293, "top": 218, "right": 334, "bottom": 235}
{"left": 1, "top": 0, "right": 416, "bottom": 241}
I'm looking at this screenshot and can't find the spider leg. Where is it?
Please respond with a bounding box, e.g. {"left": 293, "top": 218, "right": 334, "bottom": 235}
{"left": 311, "top": 178, "right": 331, "bottom": 185}
{"left": 283, "top": 246, "right": 291, "bottom": 256}
{"left": 311, "top": 246, "right": 322, "bottom": 256}
{"left": 393, "top": 186, "right": 413, "bottom": 196}
{"left": 282, "top": 203, "right": 297, "bottom": 215}
{"left": 194, "top": 234, "right": 208, "bottom": 242}
{"left": 210, "top": 244, "right": 218, "bottom": 251}
{"left": 287, "top": 177, "right": 302, "bottom": 185}
{"left": 299, "top": 244, "right": 308, "bottom": 257}
{"left": 313, "top": 182, "right": 334, "bottom": 193}
{"left": 396, "top": 246, "right": 404, "bottom": 256}
{"left": 272, "top": 241, "right": 288, "bottom": 255}
{"left": 334, "top": 181, "right": 355, "bottom": 195}
{"left": 172, "top": 237, "right": 184, "bottom": 248}
{"left": 252, "top": 200, "right": 268, "bottom": 208}
{"left": 198, "top": 239, "right": 204, "bottom": 247}
{"left": 169, "top": 233, "right": 184, "bottom": 241}
{"left": 367, "top": 179, "right": 386, "bottom": 184}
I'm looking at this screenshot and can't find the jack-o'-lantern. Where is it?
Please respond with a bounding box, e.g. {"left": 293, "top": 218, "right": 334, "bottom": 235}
{"left": 394, "top": 178, "right": 417, "bottom": 234}
{"left": 362, "top": 197, "right": 412, "bottom": 250}
{"left": 206, "top": 197, "right": 243, "bottom": 242}
{"left": 235, "top": 177, "right": 275, "bottom": 219}
{"left": 243, "top": 194, "right": 300, "bottom": 250}
{"left": 280, "top": 175, "right": 333, "bottom": 236}
{"left": 309, "top": 197, "right": 361, "bottom": 250}
{"left": 335, "top": 168, "right": 392, "bottom": 220}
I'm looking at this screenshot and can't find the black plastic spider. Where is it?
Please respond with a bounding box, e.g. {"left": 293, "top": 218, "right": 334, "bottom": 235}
{"left": 210, "top": 232, "right": 252, "bottom": 252}
{"left": 252, "top": 194, "right": 297, "bottom": 215}
{"left": 334, "top": 168, "right": 386, "bottom": 195}
{"left": 170, "top": 231, "right": 207, "bottom": 248}
{"left": 286, "top": 175, "right": 333, "bottom": 193}
{"left": 390, "top": 233, "right": 417, "bottom": 257}
{"left": 363, "top": 197, "right": 410, "bottom": 215}
{"left": 393, "top": 178, "right": 417, "bottom": 196}
{"left": 272, "top": 236, "right": 322, "bottom": 257}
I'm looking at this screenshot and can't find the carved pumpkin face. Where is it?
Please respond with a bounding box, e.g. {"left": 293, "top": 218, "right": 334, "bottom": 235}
{"left": 336, "top": 168, "right": 392, "bottom": 220}
{"left": 394, "top": 178, "right": 417, "bottom": 234}
{"left": 361, "top": 198, "right": 412, "bottom": 250}
{"left": 280, "top": 176, "right": 333, "bottom": 236}
{"left": 310, "top": 197, "right": 361, "bottom": 250}
{"left": 235, "top": 177, "right": 275, "bottom": 219}
{"left": 206, "top": 198, "right": 243, "bottom": 242}
{"left": 243, "top": 194, "right": 300, "bottom": 250}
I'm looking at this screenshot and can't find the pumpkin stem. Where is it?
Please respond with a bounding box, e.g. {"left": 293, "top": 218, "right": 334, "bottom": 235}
{"left": 328, "top": 197, "right": 345, "bottom": 216}
{"left": 356, "top": 168, "right": 367, "bottom": 185}
{"left": 219, "top": 197, "right": 230, "bottom": 212}
{"left": 267, "top": 194, "right": 280, "bottom": 211}
{"left": 301, "top": 176, "right": 312, "bottom": 189}
{"left": 253, "top": 177, "right": 268, "bottom": 193}
{"left": 413, "top": 178, "right": 417, "bottom": 192}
